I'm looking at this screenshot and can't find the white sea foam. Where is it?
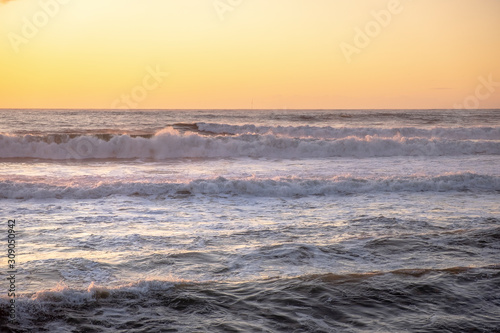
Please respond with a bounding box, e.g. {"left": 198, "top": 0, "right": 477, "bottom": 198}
{"left": 1, "top": 173, "right": 498, "bottom": 199}
{"left": 196, "top": 123, "right": 500, "bottom": 140}
{"left": 1, "top": 127, "right": 499, "bottom": 160}
{"left": 0, "top": 280, "right": 175, "bottom": 307}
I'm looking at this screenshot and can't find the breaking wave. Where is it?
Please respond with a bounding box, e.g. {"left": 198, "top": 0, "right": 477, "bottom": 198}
{"left": 1, "top": 173, "right": 498, "bottom": 199}
{"left": 1, "top": 125, "right": 500, "bottom": 160}
{"left": 1, "top": 265, "right": 499, "bottom": 332}
{"left": 196, "top": 123, "right": 500, "bottom": 140}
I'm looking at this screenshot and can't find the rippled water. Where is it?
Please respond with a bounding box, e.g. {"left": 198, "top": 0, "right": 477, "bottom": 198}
{"left": 1, "top": 109, "right": 499, "bottom": 332}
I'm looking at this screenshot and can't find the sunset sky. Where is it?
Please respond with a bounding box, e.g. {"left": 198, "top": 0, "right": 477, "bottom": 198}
{"left": 1, "top": 0, "right": 499, "bottom": 109}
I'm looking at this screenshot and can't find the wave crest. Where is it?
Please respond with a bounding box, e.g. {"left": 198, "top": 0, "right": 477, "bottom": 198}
{"left": 1, "top": 127, "right": 499, "bottom": 160}
{"left": 1, "top": 173, "right": 498, "bottom": 199}
{"left": 197, "top": 123, "right": 500, "bottom": 140}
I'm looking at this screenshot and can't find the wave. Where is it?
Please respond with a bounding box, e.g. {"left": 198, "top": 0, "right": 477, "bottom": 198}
{"left": 1, "top": 173, "right": 498, "bottom": 199}
{"left": 11, "top": 123, "right": 499, "bottom": 140}
{"left": 1, "top": 127, "right": 499, "bottom": 160}
{"left": 196, "top": 123, "right": 500, "bottom": 140}
{"left": 1, "top": 265, "right": 498, "bottom": 332}
{"left": 2, "top": 264, "right": 497, "bottom": 303}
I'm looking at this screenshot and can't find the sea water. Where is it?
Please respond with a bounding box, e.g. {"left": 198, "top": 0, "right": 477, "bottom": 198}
{"left": 1, "top": 109, "right": 499, "bottom": 332}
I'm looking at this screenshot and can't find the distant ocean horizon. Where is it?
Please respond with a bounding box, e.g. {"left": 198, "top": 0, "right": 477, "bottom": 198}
{"left": 1, "top": 109, "right": 499, "bottom": 332}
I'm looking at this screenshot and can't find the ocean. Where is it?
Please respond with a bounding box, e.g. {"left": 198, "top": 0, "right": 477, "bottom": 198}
{"left": 1, "top": 109, "right": 499, "bottom": 332}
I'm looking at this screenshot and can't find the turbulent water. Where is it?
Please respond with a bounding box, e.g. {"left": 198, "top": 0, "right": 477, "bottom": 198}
{"left": 0, "top": 109, "right": 499, "bottom": 332}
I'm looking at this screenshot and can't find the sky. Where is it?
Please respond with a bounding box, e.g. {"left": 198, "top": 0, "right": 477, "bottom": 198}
{"left": 0, "top": 0, "right": 499, "bottom": 109}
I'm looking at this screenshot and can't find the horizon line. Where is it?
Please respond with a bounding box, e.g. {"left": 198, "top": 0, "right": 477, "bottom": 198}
{"left": 1, "top": 108, "right": 499, "bottom": 111}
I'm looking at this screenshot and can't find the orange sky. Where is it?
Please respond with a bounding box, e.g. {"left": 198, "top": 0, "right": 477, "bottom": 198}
{"left": 1, "top": 0, "right": 499, "bottom": 109}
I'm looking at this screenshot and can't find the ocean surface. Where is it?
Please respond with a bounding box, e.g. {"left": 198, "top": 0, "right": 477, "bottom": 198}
{"left": 1, "top": 109, "right": 499, "bottom": 332}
